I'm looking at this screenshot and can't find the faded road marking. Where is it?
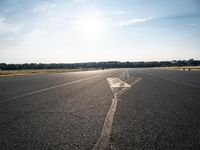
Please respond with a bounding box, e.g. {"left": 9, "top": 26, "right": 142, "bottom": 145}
{"left": 119, "top": 70, "right": 129, "bottom": 81}
{"left": 130, "top": 77, "right": 142, "bottom": 87}
{"left": 93, "top": 77, "right": 142, "bottom": 150}
{"left": 0, "top": 75, "right": 102, "bottom": 103}
{"left": 92, "top": 98, "right": 119, "bottom": 150}
{"left": 147, "top": 73, "right": 200, "bottom": 89}
{"left": 107, "top": 78, "right": 131, "bottom": 98}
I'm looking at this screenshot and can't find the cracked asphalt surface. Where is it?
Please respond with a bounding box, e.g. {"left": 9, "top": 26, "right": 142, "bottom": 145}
{"left": 0, "top": 68, "right": 200, "bottom": 149}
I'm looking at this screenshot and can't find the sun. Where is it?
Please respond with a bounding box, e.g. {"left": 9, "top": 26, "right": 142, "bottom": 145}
{"left": 82, "top": 14, "right": 102, "bottom": 32}
{"left": 78, "top": 13, "right": 105, "bottom": 35}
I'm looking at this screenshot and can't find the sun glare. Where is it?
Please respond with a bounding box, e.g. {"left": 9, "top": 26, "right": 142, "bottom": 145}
{"left": 78, "top": 13, "right": 105, "bottom": 36}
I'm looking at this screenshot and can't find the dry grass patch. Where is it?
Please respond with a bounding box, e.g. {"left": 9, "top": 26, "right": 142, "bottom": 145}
{"left": 0, "top": 68, "right": 95, "bottom": 77}
{"left": 160, "top": 66, "right": 200, "bottom": 71}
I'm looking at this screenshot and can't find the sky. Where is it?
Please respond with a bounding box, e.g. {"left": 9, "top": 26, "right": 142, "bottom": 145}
{"left": 0, "top": 0, "right": 200, "bottom": 63}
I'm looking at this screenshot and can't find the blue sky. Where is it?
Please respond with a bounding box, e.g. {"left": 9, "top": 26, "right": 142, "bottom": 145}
{"left": 0, "top": 0, "right": 200, "bottom": 63}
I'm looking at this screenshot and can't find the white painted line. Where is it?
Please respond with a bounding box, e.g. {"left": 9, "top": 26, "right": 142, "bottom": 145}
{"left": 117, "top": 77, "right": 142, "bottom": 99}
{"left": 93, "top": 76, "right": 142, "bottom": 150}
{"left": 147, "top": 73, "right": 199, "bottom": 89}
{"left": 92, "top": 98, "right": 118, "bottom": 150}
{"left": 118, "top": 70, "right": 129, "bottom": 81}
{"left": 0, "top": 75, "right": 102, "bottom": 103}
{"left": 126, "top": 71, "right": 129, "bottom": 79}
{"left": 129, "top": 77, "right": 142, "bottom": 87}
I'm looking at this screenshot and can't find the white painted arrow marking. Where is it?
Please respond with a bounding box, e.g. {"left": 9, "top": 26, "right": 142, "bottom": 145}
{"left": 93, "top": 77, "right": 134, "bottom": 150}
{"left": 107, "top": 77, "right": 131, "bottom": 98}
{"left": 108, "top": 78, "right": 131, "bottom": 88}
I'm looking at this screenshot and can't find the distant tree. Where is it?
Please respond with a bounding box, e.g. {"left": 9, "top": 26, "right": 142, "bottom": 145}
{"left": 0, "top": 59, "right": 199, "bottom": 70}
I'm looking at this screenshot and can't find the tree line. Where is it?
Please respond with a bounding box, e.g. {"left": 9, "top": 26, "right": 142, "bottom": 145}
{"left": 0, "top": 59, "right": 199, "bottom": 70}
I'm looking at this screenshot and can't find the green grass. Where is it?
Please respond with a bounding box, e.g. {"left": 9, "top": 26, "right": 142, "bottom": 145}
{"left": 0, "top": 68, "right": 97, "bottom": 77}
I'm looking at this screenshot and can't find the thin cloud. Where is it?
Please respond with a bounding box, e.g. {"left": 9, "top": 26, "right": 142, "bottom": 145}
{"left": 32, "top": 2, "right": 57, "bottom": 13}
{"left": 112, "top": 10, "right": 127, "bottom": 15}
{"left": 181, "top": 23, "right": 197, "bottom": 28}
{"left": 112, "top": 17, "right": 153, "bottom": 28}
{"left": 187, "top": 23, "right": 196, "bottom": 26}
{"left": 0, "top": 17, "right": 22, "bottom": 33}
{"left": 161, "top": 13, "right": 200, "bottom": 20}
{"left": 72, "top": 0, "right": 89, "bottom": 4}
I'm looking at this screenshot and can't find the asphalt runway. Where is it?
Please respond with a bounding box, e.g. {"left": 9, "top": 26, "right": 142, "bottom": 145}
{"left": 0, "top": 68, "right": 200, "bottom": 149}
